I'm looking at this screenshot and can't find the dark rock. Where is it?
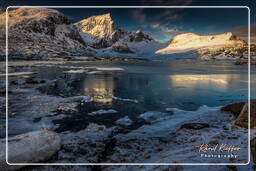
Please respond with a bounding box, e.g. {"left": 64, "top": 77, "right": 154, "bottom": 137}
{"left": 221, "top": 102, "right": 246, "bottom": 116}
{"left": 10, "top": 80, "right": 18, "bottom": 85}
{"left": 235, "top": 100, "right": 256, "bottom": 129}
{"left": 180, "top": 123, "right": 209, "bottom": 130}
{"left": 40, "top": 80, "right": 46, "bottom": 84}
{"left": 226, "top": 165, "right": 237, "bottom": 171}
{"left": 234, "top": 61, "right": 256, "bottom": 65}
{"left": 0, "top": 90, "right": 11, "bottom": 97}
{"left": 33, "top": 117, "right": 42, "bottom": 122}
{"left": 251, "top": 138, "right": 256, "bottom": 163}
{"left": 25, "top": 78, "right": 39, "bottom": 84}
{"left": 133, "top": 30, "right": 153, "bottom": 42}
{"left": 112, "top": 43, "right": 134, "bottom": 54}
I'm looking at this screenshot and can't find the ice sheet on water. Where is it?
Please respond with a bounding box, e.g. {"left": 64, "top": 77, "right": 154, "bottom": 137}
{"left": 110, "top": 96, "right": 139, "bottom": 103}
{"left": 96, "top": 67, "right": 124, "bottom": 71}
{"left": 0, "top": 72, "right": 36, "bottom": 77}
{"left": 88, "top": 109, "right": 118, "bottom": 116}
{"left": 63, "top": 69, "right": 88, "bottom": 74}
{"left": 138, "top": 111, "right": 170, "bottom": 123}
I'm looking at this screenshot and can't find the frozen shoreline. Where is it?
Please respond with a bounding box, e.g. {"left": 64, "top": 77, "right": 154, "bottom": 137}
{"left": 0, "top": 60, "right": 255, "bottom": 170}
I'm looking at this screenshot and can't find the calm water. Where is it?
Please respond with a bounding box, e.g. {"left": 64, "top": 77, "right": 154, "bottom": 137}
{"left": 3, "top": 59, "right": 256, "bottom": 132}
{"left": 12, "top": 60, "right": 254, "bottom": 111}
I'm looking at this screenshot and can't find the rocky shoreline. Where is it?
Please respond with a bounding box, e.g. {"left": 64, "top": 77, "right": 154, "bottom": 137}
{"left": 0, "top": 60, "right": 255, "bottom": 171}
{"left": 1, "top": 99, "right": 255, "bottom": 170}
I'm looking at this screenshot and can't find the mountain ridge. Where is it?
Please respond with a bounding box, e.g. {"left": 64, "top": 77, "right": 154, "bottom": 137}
{"left": 1, "top": 8, "right": 253, "bottom": 60}
{"left": 156, "top": 32, "right": 250, "bottom": 59}
{"left": 0, "top": 8, "right": 90, "bottom": 59}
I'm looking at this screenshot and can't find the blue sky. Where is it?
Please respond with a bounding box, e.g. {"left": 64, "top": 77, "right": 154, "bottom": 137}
{"left": 2, "top": 0, "right": 255, "bottom": 42}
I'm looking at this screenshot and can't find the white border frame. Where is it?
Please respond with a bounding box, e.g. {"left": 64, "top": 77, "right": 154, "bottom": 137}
{"left": 5, "top": 6, "right": 251, "bottom": 166}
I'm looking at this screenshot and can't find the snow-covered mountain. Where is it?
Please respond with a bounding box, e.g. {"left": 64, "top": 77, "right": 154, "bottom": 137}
{"left": 75, "top": 13, "right": 123, "bottom": 49}
{"left": 75, "top": 13, "right": 165, "bottom": 57}
{"left": 156, "top": 32, "right": 249, "bottom": 59}
{"left": 1, "top": 8, "right": 252, "bottom": 60}
{"left": 0, "top": 8, "right": 91, "bottom": 59}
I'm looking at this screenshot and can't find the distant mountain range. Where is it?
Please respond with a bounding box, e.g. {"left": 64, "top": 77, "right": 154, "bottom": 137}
{"left": 0, "top": 8, "right": 254, "bottom": 60}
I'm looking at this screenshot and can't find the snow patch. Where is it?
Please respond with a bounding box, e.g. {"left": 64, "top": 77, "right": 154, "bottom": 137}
{"left": 96, "top": 67, "right": 124, "bottom": 71}
{"left": 138, "top": 111, "right": 171, "bottom": 123}
{"left": 1, "top": 72, "right": 36, "bottom": 77}
{"left": 110, "top": 96, "right": 139, "bottom": 103}
{"left": 88, "top": 109, "right": 118, "bottom": 116}
{"left": 115, "top": 116, "right": 133, "bottom": 126}
{"left": 63, "top": 69, "right": 88, "bottom": 74}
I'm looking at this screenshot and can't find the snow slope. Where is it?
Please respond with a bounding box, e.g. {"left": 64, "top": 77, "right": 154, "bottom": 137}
{"left": 156, "top": 32, "right": 245, "bottom": 54}
{"left": 156, "top": 32, "right": 249, "bottom": 59}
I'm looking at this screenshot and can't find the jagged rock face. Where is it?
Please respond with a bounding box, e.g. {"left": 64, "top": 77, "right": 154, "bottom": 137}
{"left": 76, "top": 14, "right": 154, "bottom": 50}
{"left": 129, "top": 30, "right": 153, "bottom": 42}
{"left": 198, "top": 43, "right": 250, "bottom": 59}
{"left": 75, "top": 13, "right": 123, "bottom": 48}
{"left": 0, "top": 8, "right": 90, "bottom": 59}
{"left": 156, "top": 32, "right": 248, "bottom": 59}
{"left": 7, "top": 8, "right": 70, "bottom": 36}
{"left": 76, "top": 13, "right": 116, "bottom": 40}
{"left": 111, "top": 42, "right": 134, "bottom": 54}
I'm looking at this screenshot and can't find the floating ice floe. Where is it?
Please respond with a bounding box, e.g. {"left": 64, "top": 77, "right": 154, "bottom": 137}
{"left": 63, "top": 69, "right": 88, "bottom": 74}
{"left": 138, "top": 111, "right": 170, "bottom": 123}
{"left": 115, "top": 116, "right": 133, "bottom": 126}
{"left": 87, "top": 71, "right": 102, "bottom": 74}
{"left": 88, "top": 109, "right": 118, "bottom": 116}
{"left": 96, "top": 67, "right": 124, "bottom": 71}
{"left": 0, "top": 72, "right": 36, "bottom": 77}
{"left": 165, "top": 108, "right": 173, "bottom": 112}
{"left": 110, "top": 96, "right": 139, "bottom": 103}
{"left": 66, "top": 95, "right": 92, "bottom": 103}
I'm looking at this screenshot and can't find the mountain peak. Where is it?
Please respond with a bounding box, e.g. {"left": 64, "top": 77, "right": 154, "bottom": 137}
{"left": 0, "top": 7, "right": 88, "bottom": 58}
{"left": 75, "top": 13, "right": 117, "bottom": 40}
{"left": 156, "top": 32, "right": 246, "bottom": 55}
{"left": 101, "top": 13, "right": 111, "bottom": 17}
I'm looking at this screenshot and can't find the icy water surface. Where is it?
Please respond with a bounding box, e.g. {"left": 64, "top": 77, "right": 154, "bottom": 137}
{"left": 15, "top": 60, "right": 254, "bottom": 110}
{"left": 1, "top": 59, "right": 255, "bottom": 134}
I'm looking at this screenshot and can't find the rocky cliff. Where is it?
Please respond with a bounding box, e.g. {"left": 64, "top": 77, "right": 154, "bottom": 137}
{"left": 75, "top": 13, "right": 124, "bottom": 49}
{"left": 1, "top": 8, "right": 91, "bottom": 59}
{"left": 75, "top": 13, "right": 156, "bottom": 54}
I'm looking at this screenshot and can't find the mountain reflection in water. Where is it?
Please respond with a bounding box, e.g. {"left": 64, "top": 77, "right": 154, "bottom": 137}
{"left": 169, "top": 74, "right": 241, "bottom": 90}
{"left": 83, "top": 76, "right": 115, "bottom": 103}
{"left": 82, "top": 74, "right": 149, "bottom": 103}
{"left": 36, "top": 60, "right": 252, "bottom": 111}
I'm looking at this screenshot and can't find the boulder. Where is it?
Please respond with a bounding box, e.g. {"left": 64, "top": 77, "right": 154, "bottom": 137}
{"left": 0, "top": 130, "right": 61, "bottom": 170}
{"left": 251, "top": 138, "right": 256, "bottom": 163}
{"left": 221, "top": 101, "right": 246, "bottom": 116}
{"left": 235, "top": 100, "right": 256, "bottom": 129}
{"left": 180, "top": 123, "right": 209, "bottom": 130}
